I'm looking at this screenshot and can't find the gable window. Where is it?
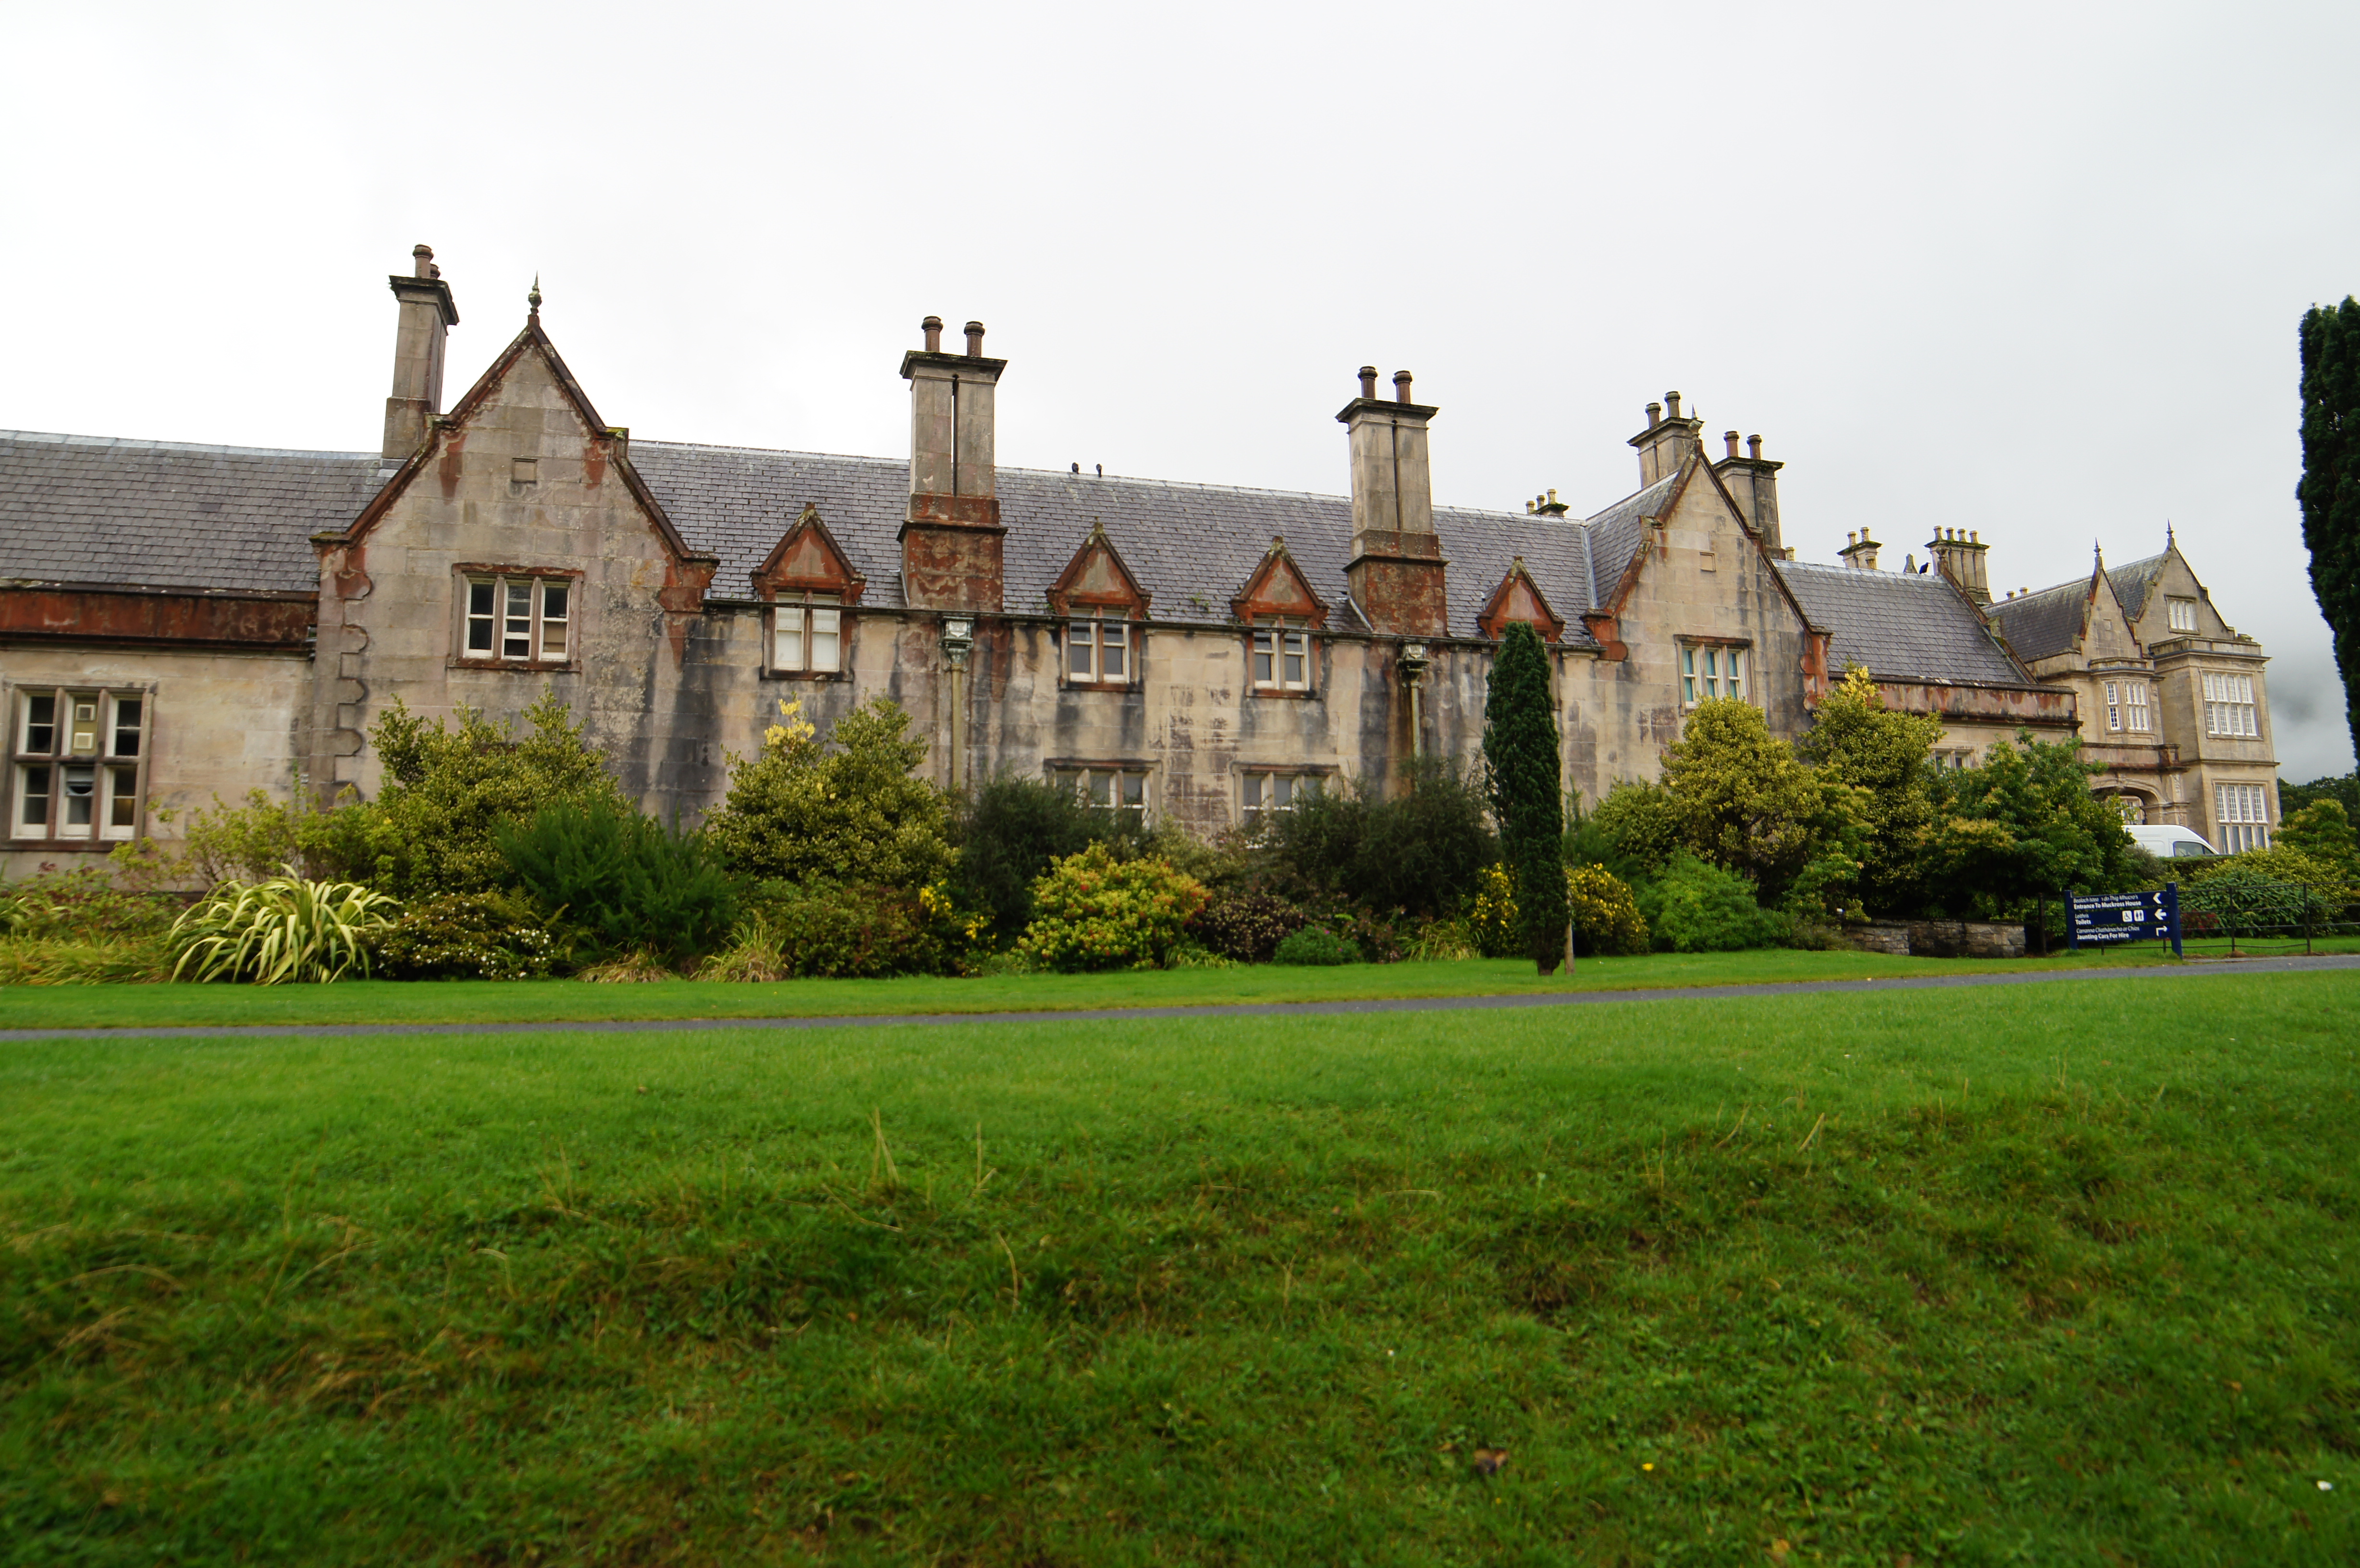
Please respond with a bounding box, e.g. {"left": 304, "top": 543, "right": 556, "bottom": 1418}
{"left": 1678, "top": 644, "right": 1747, "bottom": 708}
{"left": 2216, "top": 782, "right": 2270, "bottom": 853}
{"left": 1067, "top": 619, "right": 1131, "bottom": 685}
{"left": 1053, "top": 765, "right": 1149, "bottom": 820}
{"left": 2167, "top": 597, "right": 2198, "bottom": 633}
{"left": 462, "top": 574, "right": 572, "bottom": 664}
{"left": 2201, "top": 672, "right": 2258, "bottom": 737}
{"left": 772, "top": 592, "right": 844, "bottom": 675}
{"left": 10, "top": 686, "right": 148, "bottom": 843}
{"left": 1251, "top": 626, "right": 1312, "bottom": 692}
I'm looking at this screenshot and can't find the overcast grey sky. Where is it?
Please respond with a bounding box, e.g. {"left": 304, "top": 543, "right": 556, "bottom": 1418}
{"left": 6, "top": 1, "right": 2356, "bottom": 778}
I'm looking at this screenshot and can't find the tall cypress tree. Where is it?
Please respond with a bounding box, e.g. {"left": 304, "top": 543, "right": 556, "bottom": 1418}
{"left": 2300, "top": 297, "right": 2360, "bottom": 764}
{"left": 1483, "top": 621, "right": 1568, "bottom": 974}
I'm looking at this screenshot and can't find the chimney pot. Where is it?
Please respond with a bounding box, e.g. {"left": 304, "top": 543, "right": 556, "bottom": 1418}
{"left": 1358, "top": 366, "right": 1379, "bottom": 399}
{"left": 1393, "top": 370, "right": 1414, "bottom": 404}
{"left": 1646, "top": 402, "right": 1663, "bottom": 429}
{"left": 1847, "top": 531, "right": 1858, "bottom": 546}
{"left": 922, "top": 315, "right": 943, "bottom": 352}
{"left": 1665, "top": 391, "right": 1683, "bottom": 420}
{"left": 1547, "top": 487, "right": 1558, "bottom": 504}
{"left": 1747, "top": 434, "right": 1762, "bottom": 460}
{"left": 1724, "top": 430, "right": 1741, "bottom": 459}
{"left": 964, "top": 320, "right": 985, "bottom": 356}
{"left": 1526, "top": 500, "right": 1535, "bottom": 514}
{"left": 412, "top": 243, "right": 434, "bottom": 278}
{"left": 1968, "top": 529, "right": 1979, "bottom": 543}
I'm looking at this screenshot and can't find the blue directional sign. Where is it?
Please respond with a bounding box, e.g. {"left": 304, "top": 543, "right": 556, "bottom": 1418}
{"left": 2067, "top": 884, "right": 2181, "bottom": 957}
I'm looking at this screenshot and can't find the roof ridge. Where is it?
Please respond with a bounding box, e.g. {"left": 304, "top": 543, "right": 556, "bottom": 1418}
{"left": 0, "top": 429, "right": 376, "bottom": 462}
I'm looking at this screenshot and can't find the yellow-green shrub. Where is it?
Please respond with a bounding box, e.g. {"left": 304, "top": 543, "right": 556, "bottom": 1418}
{"left": 1017, "top": 845, "right": 1209, "bottom": 972}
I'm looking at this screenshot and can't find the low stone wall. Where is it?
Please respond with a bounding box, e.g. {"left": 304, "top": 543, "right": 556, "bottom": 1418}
{"left": 1841, "top": 919, "right": 2028, "bottom": 958}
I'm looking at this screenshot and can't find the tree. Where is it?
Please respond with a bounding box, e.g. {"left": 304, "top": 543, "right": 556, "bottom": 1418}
{"left": 1795, "top": 667, "right": 1945, "bottom": 913}
{"left": 1483, "top": 622, "right": 1568, "bottom": 973}
{"left": 1924, "top": 731, "right": 2141, "bottom": 915}
{"left": 2276, "top": 798, "right": 2360, "bottom": 884}
{"left": 2300, "top": 297, "right": 2360, "bottom": 763}
{"left": 703, "top": 697, "right": 956, "bottom": 890}
{"left": 1658, "top": 696, "right": 1862, "bottom": 911}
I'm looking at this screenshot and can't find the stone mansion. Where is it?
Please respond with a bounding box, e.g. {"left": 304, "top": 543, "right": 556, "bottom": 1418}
{"left": 0, "top": 246, "right": 2282, "bottom": 878}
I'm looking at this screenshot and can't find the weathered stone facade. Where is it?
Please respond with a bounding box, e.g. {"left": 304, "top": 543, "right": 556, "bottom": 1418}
{"left": 0, "top": 247, "right": 2280, "bottom": 877}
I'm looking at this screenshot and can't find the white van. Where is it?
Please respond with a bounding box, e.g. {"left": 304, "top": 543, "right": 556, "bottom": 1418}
{"left": 2126, "top": 824, "right": 2218, "bottom": 859}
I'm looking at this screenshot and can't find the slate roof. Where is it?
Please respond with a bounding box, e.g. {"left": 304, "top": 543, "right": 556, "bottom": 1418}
{"left": 627, "top": 439, "right": 1617, "bottom": 645}
{"left": 1982, "top": 575, "right": 2091, "bottom": 663}
{"left": 1774, "top": 560, "right": 2036, "bottom": 686}
{"left": 2104, "top": 551, "right": 2169, "bottom": 623}
{"left": 0, "top": 430, "right": 388, "bottom": 595}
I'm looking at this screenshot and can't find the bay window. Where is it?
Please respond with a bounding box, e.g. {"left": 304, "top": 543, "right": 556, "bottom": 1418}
{"left": 2201, "top": 672, "right": 2259, "bottom": 737}
{"left": 2216, "top": 783, "right": 2270, "bottom": 853}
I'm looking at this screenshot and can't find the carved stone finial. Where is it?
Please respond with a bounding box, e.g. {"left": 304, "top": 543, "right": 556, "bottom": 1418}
{"left": 528, "top": 274, "right": 542, "bottom": 315}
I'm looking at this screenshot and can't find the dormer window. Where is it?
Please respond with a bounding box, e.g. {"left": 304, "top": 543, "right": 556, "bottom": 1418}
{"left": 772, "top": 592, "right": 844, "bottom": 676}
{"left": 1251, "top": 625, "right": 1312, "bottom": 692}
{"left": 458, "top": 571, "right": 576, "bottom": 666}
{"left": 1067, "top": 618, "right": 1131, "bottom": 685}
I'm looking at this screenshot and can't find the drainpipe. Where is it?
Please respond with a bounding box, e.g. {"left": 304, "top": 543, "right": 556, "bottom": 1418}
{"left": 1399, "top": 641, "right": 1431, "bottom": 765}
{"left": 942, "top": 616, "right": 976, "bottom": 791}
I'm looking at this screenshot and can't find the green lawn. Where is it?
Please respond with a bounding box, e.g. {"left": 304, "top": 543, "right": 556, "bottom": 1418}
{"left": 2, "top": 971, "right": 2355, "bottom": 1563}
{"left": 6, "top": 941, "right": 2331, "bottom": 1032}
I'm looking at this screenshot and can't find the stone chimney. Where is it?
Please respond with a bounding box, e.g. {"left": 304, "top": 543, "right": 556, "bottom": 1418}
{"left": 1839, "top": 529, "right": 1881, "bottom": 571}
{"left": 381, "top": 244, "right": 459, "bottom": 460}
{"left": 1924, "top": 527, "right": 1991, "bottom": 603}
{"left": 1338, "top": 366, "right": 1448, "bottom": 636}
{"left": 1628, "top": 390, "right": 1704, "bottom": 486}
{"left": 898, "top": 315, "right": 1008, "bottom": 612}
{"left": 1712, "top": 430, "right": 1785, "bottom": 555}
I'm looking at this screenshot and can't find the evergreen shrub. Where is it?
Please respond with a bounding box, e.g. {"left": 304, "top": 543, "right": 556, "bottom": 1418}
{"left": 704, "top": 698, "right": 955, "bottom": 892}
{"left": 1272, "top": 926, "right": 1357, "bottom": 966}
{"left": 496, "top": 798, "right": 736, "bottom": 966}
{"left": 723, "top": 882, "right": 972, "bottom": 980}
{"left": 1017, "top": 845, "right": 1209, "bottom": 972}
{"left": 1565, "top": 864, "right": 1651, "bottom": 956}
{"left": 1269, "top": 759, "right": 1494, "bottom": 918}
{"left": 168, "top": 872, "right": 397, "bottom": 985}
{"left": 1633, "top": 854, "right": 1787, "bottom": 953}
{"left": 950, "top": 775, "right": 1142, "bottom": 945}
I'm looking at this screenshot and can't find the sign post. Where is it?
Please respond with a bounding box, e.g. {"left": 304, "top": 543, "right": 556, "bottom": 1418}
{"left": 2066, "top": 884, "right": 2181, "bottom": 958}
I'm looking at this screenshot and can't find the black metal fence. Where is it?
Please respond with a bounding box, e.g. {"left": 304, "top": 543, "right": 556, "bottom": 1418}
{"left": 2175, "top": 875, "right": 2360, "bottom": 956}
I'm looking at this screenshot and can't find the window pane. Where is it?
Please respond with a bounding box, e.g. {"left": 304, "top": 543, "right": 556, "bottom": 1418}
{"left": 62, "top": 763, "right": 96, "bottom": 830}
{"left": 1703, "top": 649, "right": 1721, "bottom": 696}
{"left": 1088, "top": 771, "right": 1112, "bottom": 806}
{"left": 17, "top": 764, "right": 49, "bottom": 830}
{"left": 1253, "top": 631, "right": 1275, "bottom": 685}
{"left": 774, "top": 610, "right": 803, "bottom": 671}
{"left": 466, "top": 580, "right": 495, "bottom": 653}
{"left": 540, "top": 584, "right": 569, "bottom": 659}
{"left": 1728, "top": 650, "right": 1746, "bottom": 700}
{"left": 1243, "top": 774, "right": 1264, "bottom": 809}
{"left": 1273, "top": 775, "right": 1294, "bottom": 808}
{"left": 504, "top": 582, "right": 532, "bottom": 658}
{"left": 1100, "top": 622, "right": 1128, "bottom": 679}
{"left": 810, "top": 607, "right": 842, "bottom": 673}
{"left": 107, "top": 766, "right": 139, "bottom": 832}
{"left": 111, "top": 696, "right": 142, "bottom": 757}
{"left": 1121, "top": 773, "right": 1145, "bottom": 808}
{"left": 68, "top": 700, "right": 99, "bottom": 755}
{"left": 1283, "top": 632, "right": 1306, "bottom": 686}
{"left": 23, "top": 693, "right": 55, "bottom": 755}
{"left": 1068, "top": 622, "right": 1094, "bottom": 678}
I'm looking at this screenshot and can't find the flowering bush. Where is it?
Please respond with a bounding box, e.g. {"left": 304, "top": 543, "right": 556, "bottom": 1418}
{"left": 1192, "top": 889, "right": 1309, "bottom": 963}
{"left": 703, "top": 698, "right": 956, "bottom": 891}
{"left": 1565, "top": 863, "right": 1650, "bottom": 956}
{"left": 375, "top": 892, "right": 559, "bottom": 980}
{"left": 703, "top": 880, "right": 978, "bottom": 980}
{"left": 1017, "top": 845, "right": 1209, "bottom": 972}
{"left": 1469, "top": 863, "right": 1521, "bottom": 958}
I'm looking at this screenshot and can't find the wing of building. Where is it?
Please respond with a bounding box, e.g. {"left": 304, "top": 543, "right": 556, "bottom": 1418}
{"left": 0, "top": 248, "right": 2278, "bottom": 873}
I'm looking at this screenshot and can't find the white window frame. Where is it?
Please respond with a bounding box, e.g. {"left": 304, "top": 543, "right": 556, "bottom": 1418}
{"left": 2216, "top": 782, "right": 2270, "bottom": 853}
{"left": 1240, "top": 769, "right": 1321, "bottom": 827}
{"left": 2104, "top": 681, "right": 2121, "bottom": 732}
{"left": 10, "top": 686, "right": 151, "bottom": 844}
{"left": 2167, "top": 597, "right": 2198, "bottom": 634}
{"left": 770, "top": 591, "right": 845, "bottom": 676}
{"left": 1065, "top": 618, "right": 1132, "bottom": 686}
{"left": 2201, "top": 672, "right": 2259, "bottom": 738}
{"left": 461, "top": 573, "right": 573, "bottom": 664}
{"left": 1250, "top": 625, "right": 1313, "bottom": 693}
{"left": 2124, "top": 680, "right": 2151, "bottom": 734}
{"left": 1052, "top": 765, "right": 1150, "bottom": 821}
{"left": 1678, "top": 643, "right": 1749, "bottom": 709}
